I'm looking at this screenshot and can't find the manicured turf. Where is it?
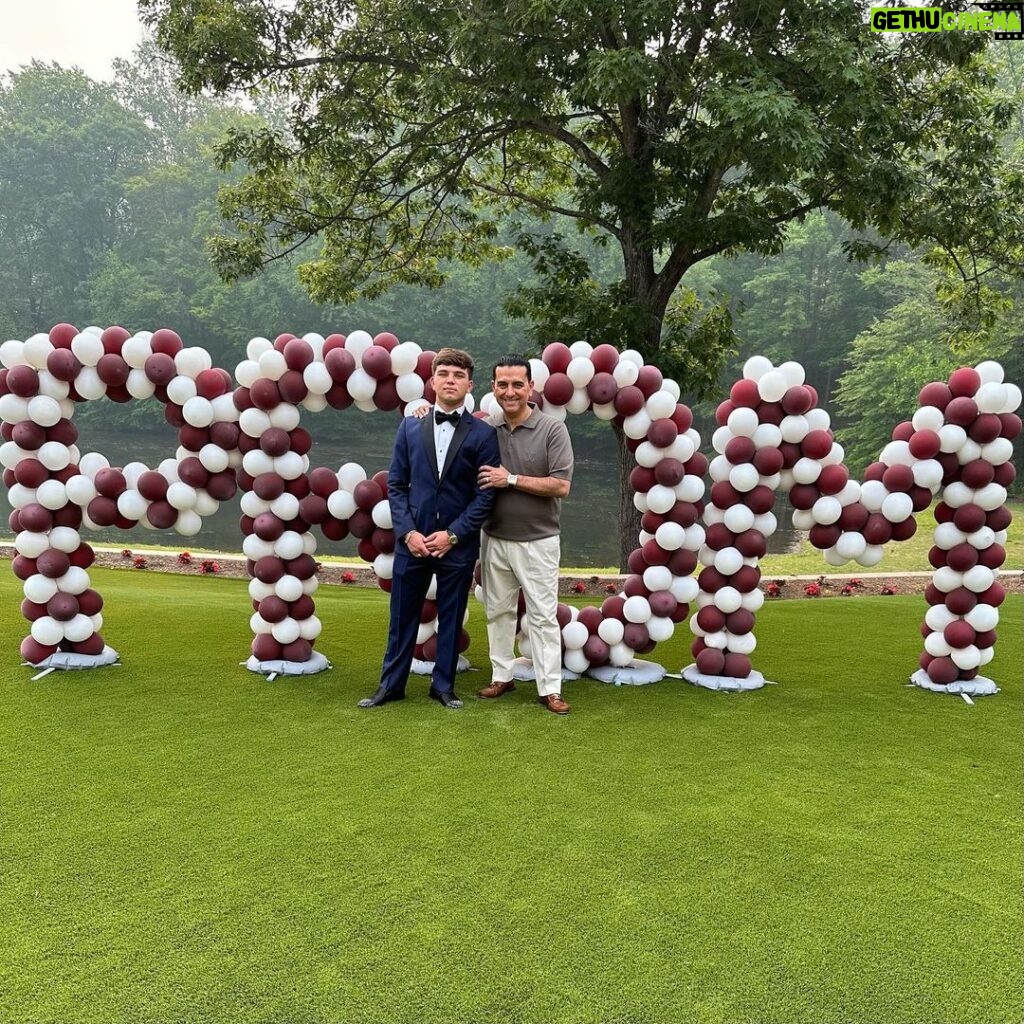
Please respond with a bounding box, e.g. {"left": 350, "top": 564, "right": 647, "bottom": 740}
{"left": 1, "top": 569, "right": 1021, "bottom": 1024}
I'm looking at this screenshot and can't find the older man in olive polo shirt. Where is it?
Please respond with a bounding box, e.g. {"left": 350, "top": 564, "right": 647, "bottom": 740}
{"left": 477, "top": 355, "right": 575, "bottom": 714}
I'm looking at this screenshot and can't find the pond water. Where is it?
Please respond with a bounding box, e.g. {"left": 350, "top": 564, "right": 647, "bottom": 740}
{"left": 2, "top": 422, "right": 801, "bottom": 568}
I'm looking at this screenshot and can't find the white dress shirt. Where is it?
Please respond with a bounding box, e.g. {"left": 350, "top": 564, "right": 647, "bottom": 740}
{"left": 434, "top": 406, "right": 465, "bottom": 471}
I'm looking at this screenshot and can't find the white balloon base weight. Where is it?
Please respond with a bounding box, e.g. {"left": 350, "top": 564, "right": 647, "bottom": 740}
{"left": 909, "top": 669, "right": 998, "bottom": 697}
{"left": 683, "top": 665, "right": 769, "bottom": 692}
{"left": 411, "top": 655, "right": 471, "bottom": 676}
{"left": 512, "top": 657, "right": 579, "bottom": 683}
{"left": 247, "top": 651, "right": 331, "bottom": 677}
{"left": 25, "top": 646, "right": 120, "bottom": 671}
{"left": 587, "top": 660, "right": 665, "bottom": 686}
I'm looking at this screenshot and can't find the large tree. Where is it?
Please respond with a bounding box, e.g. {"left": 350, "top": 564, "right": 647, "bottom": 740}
{"left": 141, "top": 0, "right": 1019, "bottom": 566}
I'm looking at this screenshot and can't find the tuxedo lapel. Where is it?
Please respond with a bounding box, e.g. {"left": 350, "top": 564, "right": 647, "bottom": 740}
{"left": 419, "top": 413, "right": 439, "bottom": 480}
{"left": 440, "top": 414, "right": 470, "bottom": 481}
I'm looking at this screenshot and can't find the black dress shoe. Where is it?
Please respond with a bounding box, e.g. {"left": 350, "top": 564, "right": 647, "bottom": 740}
{"left": 358, "top": 686, "right": 406, "bottom": 708}
{"left": 428, "top": 687, "right": 464, "bottom": 709}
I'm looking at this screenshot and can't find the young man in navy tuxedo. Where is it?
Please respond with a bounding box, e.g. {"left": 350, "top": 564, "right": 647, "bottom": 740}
{"left": 359, "top": 348, "right": 499, "bottom": 709}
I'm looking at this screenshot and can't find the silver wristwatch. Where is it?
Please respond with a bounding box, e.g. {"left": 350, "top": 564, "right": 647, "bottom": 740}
{"left": 507, "top": 473, "right": 519, "bottom": 489}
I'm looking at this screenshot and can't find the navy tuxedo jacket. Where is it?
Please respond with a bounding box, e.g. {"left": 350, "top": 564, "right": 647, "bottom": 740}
{"left": 387, "top": 411, "right": 500, "bottom": 562}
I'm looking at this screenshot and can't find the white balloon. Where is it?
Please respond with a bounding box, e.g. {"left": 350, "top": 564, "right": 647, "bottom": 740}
{"left": 239, "top": 408, "right": 272, "bottom": 438}
{"left": 270, "top": 492, "right": 300, "bottom": 521}
{"left": 27, "top": 395, "right": 62, "bottom": 428}
{"left": 63, "top": 614, "right": 95, "bottom": 643}
{"left": 274, "top": 532, "right": 304, "bottom": 561}
{"left": 182, "top": 396, "right": 214, "bottom": 428}
{"left": 598, "top": 618, "right": 625, "bottom": 645}
{"left": 257, "top": 349, "right": 288, "bottom": 381}
{"left": 723, "top": 504, "right": 755, "bottom": 533}
{"left": 980, "top": 438, "right": 1013, "bottom": 466}
{"left": 973, "top": 483, "right": 1007, "bottom": 511}
{"left": 967, "top": 526, "right": 995, "bottom": 550}
{"left": 371, "top": 499, "right": 393, "bottom": 529}
{"left": 566, "top": 388, "right": 592, "bottom": 415}
{"left": 268, "top": 403, "right": 301, "bottom": 432}
{"left": 274, "top": 451, "right": 306, "bottom": 480}
{"left": 729, "top": 464, "right": 760, "bottom": 493}
{"left": 974, "top": 360, "right": 1004, "bottom": 384}
{"left": 880, "top": 492, "right": 913, "bottom": 523}
{"left": 713, "top": 586, "right": 742, "bottom": 614}
{"left": 924, "top": 605, "right": 956, "bottom": 631}
{"left": 275, "top": 575, "right": 304, "bottom": 602}
{"left": 950, "top": 645, "right": 981, "bottom": 670}
{"left": 780, "top": 415, "right": 809, "bottom": 443}
{"left": 166, "top": 375, "right": 198, "bottom": 405}
{"left": 622, "top": 410, "right": 652, "bottom": 440}
{"left": 117, "top": 490, "right": 148, "bottom": 521}
{"left": 645, "top": 390, "right": 676, "bottom": 421}
{"left": 373, "top": 553, "right": 394, "bottom": 580}
{"left": 932, "top": 567, "right": 962, "bottom": 593}
{"left": 561, "top": 621, "right": 589, "bottom": 650}
{"left": 122, "top": 335, "right": 153, "bottom": 369}
{"left": 792, "top": 457, "right": 821, "bottom": 485}
{"left": 272, "top": 618, "right": 301, "bottom": 645}
{"left": 175, "top": 509, "right": 202, "bottom": 536}
{"left": 243, "top": 534, "right": 274, "bottom": 560}
{"left": 643, "top": 566, "right": 672, "bottom": 592}
{"left": 713, "top": 547, "right": 744, "bottom": 576}
{"left": 58, "top": 566, "right": 90, "bottom": 595}
{"left": 646, "top": 484, "right": 676, "bottom": 515}
{"left": 647, "top": 616, "right": 675, "bottom": 642}
{"left": 962, "top": 565, "right": 994, "bottom": 593}
{"left": 303, "top": 361, "right": 333, "bottom": 396}
{"left": 965, "top": 604, "right": 999, "bottom": 631}
{"left": 337, "top": 462, "right": 368, "bottom": 491}
{"left": 31, "top": 616, "right": 65, "bottom": 647}
{"left": 37, "top": 441, "right": 71, "bottom": 472}
{"left": 609, "top": 642, "right": 636, "bottom": 667}
{"left": 812, "top": 496, "right": 842, "bottom": 525}
{"left": 70, "top": 332, "right": 104, "bottom": 367}
{"left": 327, "top": 490, "right": 357, "bottom": 520}
{"left": 566, "top": 356, "right": 595, "bottom": 388}
{"left": 804, "top": 408, "right": 831, "bottom": 431}
{"left": 835, "top": 532, "right": 866, "bottom": 562}
{"left": 924, "top": 631, "right": 952, "bottom": 657}
{"left": 938, "top": 424, "right": 967, "bottom": 453}
{"left": 175, "top": 347, "right": 211, "bottom": 379}
{"left": 248, "top": 579, "right": 275, "bottom": 601}
{"left": 757, "top": 370, "right": 788, "bottom": 403}
{"left": 727, "top": 407, "right": 759, "bottom": 438}
{"left": 622, "top": 596, "right": 652, "bottom": 623}
{"left": 742, "top": 355, "right": 773, "bottom": 381}
{"left": 933, "top": 522, "right": 966, "bottom": 550}
{"left": 752, "top": 423, "right": 782, "bottom": 450}
{"left": 912, "top": 406, "right": 945, "bottom": 432}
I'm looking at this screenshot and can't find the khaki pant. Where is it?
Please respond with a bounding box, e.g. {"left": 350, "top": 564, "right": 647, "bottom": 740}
{"left": 481, "top": 533, "right": 563, "bottom": 697}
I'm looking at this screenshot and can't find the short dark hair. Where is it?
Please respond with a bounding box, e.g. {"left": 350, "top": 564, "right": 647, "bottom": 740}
{"left": 432, "top": 347, "right": 474, "bottom": 375}
{"left": 491, "top": 355, "right": 532, "bottom": 381}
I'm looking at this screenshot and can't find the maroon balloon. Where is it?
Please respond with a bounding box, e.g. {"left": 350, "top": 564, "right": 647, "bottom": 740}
{"left": 252, "top": 634, "right": 283, "bottom": 661}
{"left": 696, "top": 648, "right": 726, "bottom": 676}
{"left": 542, "top": 372, "right": 573, "bottom": 406}
{"left": 361, "top": 346, "right": 393, "bottom": 380}
{"left": 87, "top": 496, "right": 118, "bottom": 526}
{"left": 21, "top": 599, "right": 48, "bottom": 622}
{"left": 614, "top": 385, "right": 645, "bottom": 416}
{"left": 801, "top": 429, "right": 832, "bottom": 460}
{"left": 250, "top": 378, "right": 281, "bottom": 411}
{"left": 730, "top": 379, "right": 760, "bottom": 408}
{"left": 144, "top": 352, "right": 177, "bottom": 385}
{"left": 353, "top": 479, "right": 385, "bottom": 511}
{"left": 150, "top": 328, "right": 183, "bottom": 356}
{"left": 77, "top": 589, "right": 103, "bottom": 615}
{"left": 723, "top": 652, "right": 752, "bottom": 678}
{"left": 634, "top": 366, "right": 663, "bottom": 398}
{"left": 147, "top": 501, "right": 177, "bottom": 529}
{"left": 583, "top": 636, "right": 610, "bottom": 666}
{"left": 948, "top": 366, "right": 981, "bottom": 398}
{"left": 35, "top": 549, "right": 71, "bottom": 579}
{"left": 926, "top": 656, "right": 959, "bottom": 685}
{"left": 96, "top": 354, "right": 130, "bottom": 387}
{"left": 6, "top": 365, "right": 40, "bottom": 397}
{"left": 586, "top": 372, "right": 618, "bottom": 405}
{"left": 47, "top": 593, "right": 80, "bottom": 621}
{"left": 18, "top": 503, "right": 53, "bottom": 532}
{"left": 725, "top": 436, "right": 756, "bottom": 464}
{"left": 653, "top": 458, "right": 685, "bottom": 487}
{"left": 21, "top": 637, "right": 57, "bottom": 664}
{"left": 12, "top": 422, "right": 45, "bottom": 450}
{"left": 541, "top": 342, "right": 572, "bottom": 374}
{"left": 14, "top": 459, "right": 48, "bottom": 488}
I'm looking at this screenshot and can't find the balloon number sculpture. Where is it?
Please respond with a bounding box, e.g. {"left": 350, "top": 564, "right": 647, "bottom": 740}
{"left": 1, "top": 325, "right": 1019, "bottom": 697}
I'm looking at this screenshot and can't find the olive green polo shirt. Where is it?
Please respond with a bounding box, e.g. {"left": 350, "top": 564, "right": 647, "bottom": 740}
{"left": 485, "top": 406, "right": 574, "bottom": 541}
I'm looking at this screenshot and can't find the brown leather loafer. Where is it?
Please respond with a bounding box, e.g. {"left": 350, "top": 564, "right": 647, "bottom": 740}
{"left": 477, "top": 679, "right": 516, "bottom": 699}
{"left": 538, "top": 694, "right": 571, "bottom": 715}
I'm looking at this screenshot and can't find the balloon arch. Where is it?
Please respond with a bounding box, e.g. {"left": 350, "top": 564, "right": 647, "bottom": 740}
{"left": 1, "top": 324, "right": 1019, "bottom": 696}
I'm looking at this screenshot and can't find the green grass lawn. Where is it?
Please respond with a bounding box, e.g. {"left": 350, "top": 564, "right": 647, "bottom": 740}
{"left": 1, "top": 569, "right": 1021, "bottom": 1024}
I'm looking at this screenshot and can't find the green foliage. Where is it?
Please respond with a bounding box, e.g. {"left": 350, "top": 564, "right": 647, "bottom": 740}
{"left": 140, "top": 0, "right": 1018, "bottom": 390}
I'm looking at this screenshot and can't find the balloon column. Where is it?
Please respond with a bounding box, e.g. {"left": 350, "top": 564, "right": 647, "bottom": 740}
{"left": 687, "top": 358, "right": 1020, "bottom": 693}
{"left": 1, "top": 324, "right": 239, "bottom": 667}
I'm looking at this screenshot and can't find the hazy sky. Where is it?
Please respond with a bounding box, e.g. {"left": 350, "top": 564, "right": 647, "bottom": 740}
{"left": 0, "top": 0, "right": 147, "bottom": 81}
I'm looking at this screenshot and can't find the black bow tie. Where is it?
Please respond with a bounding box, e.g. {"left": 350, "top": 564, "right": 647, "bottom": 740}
{"left": 435, "top": 410, "right": 461, "bottom": 427}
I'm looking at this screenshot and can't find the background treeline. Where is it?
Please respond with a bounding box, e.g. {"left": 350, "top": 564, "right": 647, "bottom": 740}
{"left": 1, "top": 44, "right": 1021, "bottom": 481}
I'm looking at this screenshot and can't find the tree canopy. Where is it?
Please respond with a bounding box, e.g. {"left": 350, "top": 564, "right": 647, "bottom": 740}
{"left": 142, "top": 0, "right": 1018, "bottom": 375}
